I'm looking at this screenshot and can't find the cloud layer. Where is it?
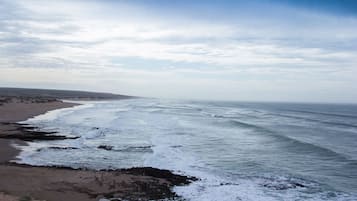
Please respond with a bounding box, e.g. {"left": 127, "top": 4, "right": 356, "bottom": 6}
{"left": 1, "top": 0, "right": 357, "bottom": 102}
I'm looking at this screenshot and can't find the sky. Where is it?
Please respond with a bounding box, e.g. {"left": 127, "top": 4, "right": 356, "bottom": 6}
{"left": 0, "top": 0, "right": 357, "bottom": 103}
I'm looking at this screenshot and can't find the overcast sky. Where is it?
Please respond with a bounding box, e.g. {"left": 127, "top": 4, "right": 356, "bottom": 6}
{"left": 1, "top": 0, "right": 357, "bottom": 103}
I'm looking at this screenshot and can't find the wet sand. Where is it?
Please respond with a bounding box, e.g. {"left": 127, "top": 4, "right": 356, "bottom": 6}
{"left": 0, "top": 97, "right": 78, "bottom": 163}
{"left": 0, "top": 95, "right": 195, "bottom": 201}
{"left": 0, "top": 139, "right": 24, "bottom": 163}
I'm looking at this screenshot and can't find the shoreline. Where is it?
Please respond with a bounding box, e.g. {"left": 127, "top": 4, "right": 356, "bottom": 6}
{"left": 0, "top": 98, "right": 79, "bottom": 163}
{"left": 0, "top": 163, "right": 196, "bottom": 201}
{"left": 0, "top": 97, "right": 195, "bottom": 201}
{"left": 0, "top": 139, "right": 25, "bottom": 163}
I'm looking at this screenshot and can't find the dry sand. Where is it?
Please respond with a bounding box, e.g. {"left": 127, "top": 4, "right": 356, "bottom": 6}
{"left": 0, "top": 99, "right": 78, "bottom": 123}
{"left": 0, "top": 96, "right": 195, "bottom": 201}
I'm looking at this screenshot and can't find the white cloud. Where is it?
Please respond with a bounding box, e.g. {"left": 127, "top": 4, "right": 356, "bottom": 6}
{"left": 1, "top": 0, "right": 357, "bottom": 102}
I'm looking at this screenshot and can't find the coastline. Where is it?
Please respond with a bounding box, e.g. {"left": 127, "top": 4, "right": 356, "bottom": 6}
{"left": 0, "top": 97, "right": 195, "bottom": 201}
{"left": 0, "top": 98, "right": 79, "bottom": 163}
{"left": 0, "top": 139, "right": 27, "bottom": 164}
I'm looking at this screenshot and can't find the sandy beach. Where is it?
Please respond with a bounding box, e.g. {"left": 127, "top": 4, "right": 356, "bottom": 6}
{"left": 0, "top": 96, "right": 79, "bottom": 162}
{"left": 0, "top": 94, "right": 195, "bottom": 201}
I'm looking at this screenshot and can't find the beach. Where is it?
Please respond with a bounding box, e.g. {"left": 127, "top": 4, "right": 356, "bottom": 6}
{"left": 0, "top": 97, "right": 79, "bottom": 162}
{"left": 1, "top": 89, "right": 356, "bottom": 201}
{"left": 19, "top": 98, "right": 356, "bottom": 200}
{"left": 0, "top": 95, "right": 195, "bottom": 201}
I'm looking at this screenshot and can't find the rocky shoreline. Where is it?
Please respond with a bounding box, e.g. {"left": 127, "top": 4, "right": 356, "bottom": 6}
{"left": 0, "top": 122, "right": 79, "bottom": 141}
{"left": 1, "top": 163, "right": 197, "bottom": 201}
{"left": 0, "top": 94, "right": 196, "bottom": 201}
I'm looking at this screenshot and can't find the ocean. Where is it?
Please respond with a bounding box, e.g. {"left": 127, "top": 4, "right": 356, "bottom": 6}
{"left": 17, "top": 98, "right": 357, "bottom": 201}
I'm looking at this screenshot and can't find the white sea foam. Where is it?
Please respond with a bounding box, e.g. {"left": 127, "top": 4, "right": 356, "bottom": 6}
{"left": 22, "top": 102, "right": 94, "bottom": 123}
{"left": 13, "top": 99, "right": 357, "bottom": 200}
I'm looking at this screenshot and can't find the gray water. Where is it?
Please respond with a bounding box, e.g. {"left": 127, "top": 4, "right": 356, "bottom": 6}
{"left": 18, "top": 99, "right": 357, "bottom": 200}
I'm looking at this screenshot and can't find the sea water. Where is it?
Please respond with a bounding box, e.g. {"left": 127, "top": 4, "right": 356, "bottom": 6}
{"left": 17, "top": 98, "right": 357, "bottom": 200}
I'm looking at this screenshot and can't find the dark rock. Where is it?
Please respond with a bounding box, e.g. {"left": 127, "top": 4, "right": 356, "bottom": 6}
{"left": 37, "top": 147, "right": 79, "bottom": 152}
{"left": 121, "top": 167, "right": 198, "bottom": 185}
{"left": 98, "top": 145, "right": 114, "bottom": 151}
{"left": 6, "top": 163, "right": 198, "bottom": 200}
{"left": 0, "top": 123, "right": 79, "bottom": 141}
{"left": 262, "top": 181, "right": 306, "bottom": 190}
{"left": 292, "top": 182, "right": 306, "bottom": 188}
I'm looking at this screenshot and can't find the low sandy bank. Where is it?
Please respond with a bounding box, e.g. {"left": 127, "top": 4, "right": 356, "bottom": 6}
{"left": 0, "top": 97, "right": 79, "bottom": 123}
